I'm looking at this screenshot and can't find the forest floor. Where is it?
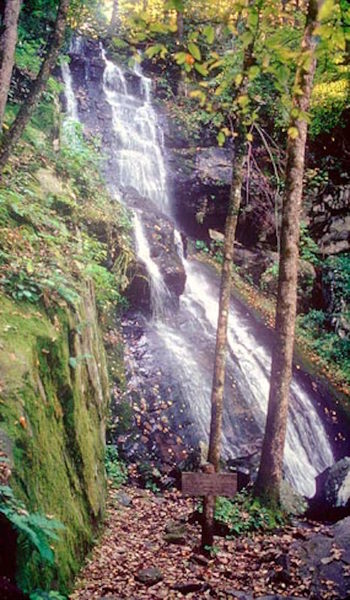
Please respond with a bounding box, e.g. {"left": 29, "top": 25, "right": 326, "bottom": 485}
{"left": 70, "top": 485, "right": 342, "bottom": 600}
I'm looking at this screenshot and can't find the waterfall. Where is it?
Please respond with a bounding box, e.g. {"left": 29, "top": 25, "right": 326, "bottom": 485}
{"left": 101, "top": 49, "right": 169, "bottom": 213}
{"left": 68, "top": 43, "right": 335, "bottom": 497}
{"left": 61, "top": 61, "right": 79, "bottom": 121}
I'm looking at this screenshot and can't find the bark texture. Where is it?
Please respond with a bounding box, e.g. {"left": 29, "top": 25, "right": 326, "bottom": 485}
{"left": 254, "top": 0, "right": 321, "bottom": 506}
{"left": 0, "top": 0, "right": 22, "bottom": 129}
{"left": 0, "top": 0, "right": 69, "bottom": 169}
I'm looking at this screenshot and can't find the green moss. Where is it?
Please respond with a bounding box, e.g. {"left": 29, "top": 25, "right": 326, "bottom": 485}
{"left": 0, "top": 292, "right": 108, "bottom": 594}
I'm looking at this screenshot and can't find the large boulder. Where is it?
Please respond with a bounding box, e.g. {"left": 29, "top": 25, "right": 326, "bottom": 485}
{"left": 308, "top": 457, "right": 350, "bottom": 520}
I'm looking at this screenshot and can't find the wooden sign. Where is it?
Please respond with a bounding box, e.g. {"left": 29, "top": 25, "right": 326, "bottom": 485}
{"left": 182, "top": 471, "right": 238, "bottom": 497}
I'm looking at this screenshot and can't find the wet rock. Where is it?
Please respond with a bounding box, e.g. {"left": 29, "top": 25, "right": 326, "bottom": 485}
{"left": 309, "top": 457, "right": 350, "bottom": 520}
{"left": 135, "top": 567, "right": 163, "bottom": 586}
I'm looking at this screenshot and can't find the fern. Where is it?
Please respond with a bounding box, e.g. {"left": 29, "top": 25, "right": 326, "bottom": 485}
{"left": 0, "top": 484, "right": 64, "bottom": 566}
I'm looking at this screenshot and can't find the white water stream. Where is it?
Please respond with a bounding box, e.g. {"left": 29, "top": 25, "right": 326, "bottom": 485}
{"left": 63, "top": 48, "right": 334, "bottom": 497}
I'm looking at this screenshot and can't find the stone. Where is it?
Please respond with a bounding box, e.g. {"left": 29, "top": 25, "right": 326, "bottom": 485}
{"left": 115, "top": 491, "right": 132, "bottom": 507}
{"left": 172, "top": 581, "right": 209, "bottom": 594}
{"left": 279, "top": 480, "right": 307, "bottom": 516}
{"left": 135, "top": 567, "right": 163, "bottom": 586}
{"left": 163, "top": 520, "right": 187, "bottom": 544}
{"left": 190, "top": 553, "right": 210, "bottom": 566}
{"left": 309, "top": 457, "right": 350, "bottom": 520}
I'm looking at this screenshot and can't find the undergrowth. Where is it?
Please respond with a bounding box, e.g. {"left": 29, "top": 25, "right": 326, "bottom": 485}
{"left": 0, "top": 99, "right": 134, "bottom": 317}
{"left": 214, "top": 490, "right": 287, "bottom": 537}
{"left": 105, "top": 444, "right": 128, "bottom": 489}
{"left": 0, "top": 478, "right": 64, "bottom": 576}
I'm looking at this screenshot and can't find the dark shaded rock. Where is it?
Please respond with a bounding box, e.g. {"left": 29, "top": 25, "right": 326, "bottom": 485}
{"left": 290, "top": 517, "right": 350, "bottom": 599}
{"left": 173, "top": 580, "right": 209, "bottom": 594}
{"left": 135, "top": 567, "right": 163, "bottom": 586}
{"left": 190, "top": 553, "right": 210, "bottom": 566}
{"left": 308, "top": 457, "right": 350, "bottom": 521}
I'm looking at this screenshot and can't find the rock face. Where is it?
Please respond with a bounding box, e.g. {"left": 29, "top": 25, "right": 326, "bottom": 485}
{"left": 309, "top": 457, "right": 350, "bottom": 520}
{"left": 310, "top": 184, "right": 350, "bottom": 255}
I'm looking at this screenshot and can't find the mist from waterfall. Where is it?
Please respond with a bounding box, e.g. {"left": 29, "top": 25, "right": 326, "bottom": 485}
{"left": 63, "top": 46, "right": 334, "bottom": 497}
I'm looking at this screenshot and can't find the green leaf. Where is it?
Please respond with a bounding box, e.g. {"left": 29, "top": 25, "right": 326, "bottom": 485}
{"left": 189, "top": 89, "right": 206, "bottom": 106}
{"left": 174, "top": 51, "right": 187, "bottom": 65}
{"left": 188, "top": 42, "right": 201, "bottom": 61}
{"left": 237, "top": 95, "right": 249, "bottom": 108}
{"left": 217, "top": 131, "right": 226, "bottom": 146}
{"left": 194, "top": 63, "right": 208, "bottom": 76}
{"left": 145, "top": 44, "right": 164, "bottom": 59}
{"left": 165, "top": 0, "right": 184, "bottom": 11}
{"left": 248, "top": 65, "right": 260, "bottom": 80}
{"left": 149, "top": 22, "right": 170, "bottom": 34}
{"left": 203, "top": 25, "right": 215, "bottom": 44}
{"left": 288, "top": 127, "right": 299, "bottom": 139}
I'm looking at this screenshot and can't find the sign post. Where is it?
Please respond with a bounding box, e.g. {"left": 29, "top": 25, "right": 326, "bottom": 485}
{"left": 181, "top": 465, "right": 238, "bottom": 551}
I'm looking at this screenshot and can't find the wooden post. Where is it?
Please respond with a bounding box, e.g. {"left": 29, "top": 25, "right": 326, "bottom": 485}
{"left": 202, "top": 464, "right": 215, "bottom": 551}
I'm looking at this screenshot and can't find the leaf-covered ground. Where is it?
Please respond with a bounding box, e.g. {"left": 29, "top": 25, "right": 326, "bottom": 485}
{"left": 70, "top": 486, "right": 339, "bottom": 600}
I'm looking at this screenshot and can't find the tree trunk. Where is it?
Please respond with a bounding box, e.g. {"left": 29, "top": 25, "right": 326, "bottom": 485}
{"left": 254, "top": 0, "right": 321, "bottom": 507}
{"left": 0, "top": 0, "right": 22, "bottom": 130}
{"left": 0, "top": 0, "right": 69, "bottom": 169}
{"left": 207, "top": 131, "right": 247, "bottom": 472}
{"left": 201, "top": 32, "right": 255, "bottom": 552}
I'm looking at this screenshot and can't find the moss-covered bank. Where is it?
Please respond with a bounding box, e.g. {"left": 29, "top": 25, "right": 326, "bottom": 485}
{"left": 0, "top": 284, "right": 108, "bottom": 593}
{"left": 0, "top": 90, "right": 134, "bottom": 594}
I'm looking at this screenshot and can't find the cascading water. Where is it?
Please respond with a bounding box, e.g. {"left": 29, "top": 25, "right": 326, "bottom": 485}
{"left": 61, "top": 61, "right": 79, "bottom": 122}
{"left": 133, "top": 211, "right": 172, "bottom": 317}
{"left": 101, "top": 49, "right": 168, "bottom": 212}
{"left": 65, "top": 42, "right": 335, "bottom": 497}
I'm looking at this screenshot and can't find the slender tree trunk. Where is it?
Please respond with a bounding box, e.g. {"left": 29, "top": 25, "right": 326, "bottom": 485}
{"left": 202, "top": 35, "right": 255, "bottom": 549}
{"left": 0, "top": 0, "right": 22, "bottom": 130}
{"left": 0, "top": 0, "right": 69, "bottom": 169}
{"left": 254, "top": 0, "right": 322, "bottom": 507}
{"left": 207, "top": 132, "right": 247, "bottom": 471}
